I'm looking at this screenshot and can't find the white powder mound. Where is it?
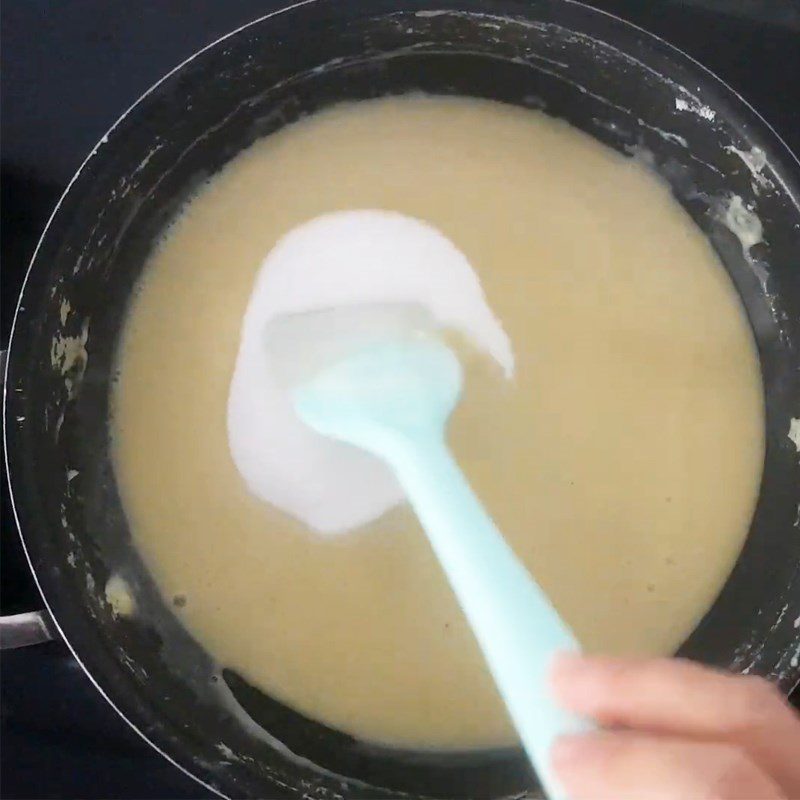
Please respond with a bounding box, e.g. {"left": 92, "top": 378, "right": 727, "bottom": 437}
{"left": 227, "top": 209, "right": 513, "bottom": 534}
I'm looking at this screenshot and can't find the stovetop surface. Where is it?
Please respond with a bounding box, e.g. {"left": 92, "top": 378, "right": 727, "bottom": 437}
{"left": 2, "top": 2, "right": 798, "bottom": 798}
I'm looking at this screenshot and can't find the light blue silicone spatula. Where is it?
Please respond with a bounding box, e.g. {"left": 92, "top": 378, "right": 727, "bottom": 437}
{"left": 267, "top": 304, "right": 593, "bottom": 799}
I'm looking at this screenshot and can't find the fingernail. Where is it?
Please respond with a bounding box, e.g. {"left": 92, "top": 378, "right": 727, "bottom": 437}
{"left": 551, "top": 651, "right": 588, "bottom": 676}
{"left": 549, "top": 652, "right": 595, "bottom": 706}
{"left": 550, "top": 734, "right": 590, "bottom": 770}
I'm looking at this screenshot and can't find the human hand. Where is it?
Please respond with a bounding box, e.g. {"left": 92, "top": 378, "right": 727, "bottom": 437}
{"left": 550, "top": 655, "right": 800, "bottom": 799}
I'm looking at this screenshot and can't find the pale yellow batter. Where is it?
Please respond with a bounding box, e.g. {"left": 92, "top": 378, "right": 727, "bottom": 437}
{"left": 112, "top": 95, "right": 764, "bottom": 750}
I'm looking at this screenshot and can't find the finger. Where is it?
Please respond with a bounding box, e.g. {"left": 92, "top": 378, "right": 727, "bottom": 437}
{"left": 550, "top": 655, "right": 800, "bottom": 794}
{"left": 549, "top": 654, "right": 787, "bottom": 734}
{"left": 551, "top": 731, "right": 785, "bottom": 800}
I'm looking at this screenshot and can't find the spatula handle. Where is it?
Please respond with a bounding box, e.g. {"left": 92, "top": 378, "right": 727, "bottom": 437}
{"left": 388, "top": 434, "right": 594, "bottom": 799}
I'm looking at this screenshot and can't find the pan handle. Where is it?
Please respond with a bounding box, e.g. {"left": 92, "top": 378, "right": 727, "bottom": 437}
{"left": 2, "top": 348, "right": 57, "bottom": 649}
{"left": 0, "top": 611, "right": 56, "bottom": 649}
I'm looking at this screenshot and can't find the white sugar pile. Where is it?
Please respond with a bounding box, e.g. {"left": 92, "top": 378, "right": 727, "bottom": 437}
{"left": 227, "top": 209, "right": 513, "bottom": 534}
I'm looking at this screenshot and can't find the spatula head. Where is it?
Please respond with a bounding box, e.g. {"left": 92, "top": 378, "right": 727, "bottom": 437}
{"left": 263, "top": 302, "right": 435, "bottom": 387}
{"left": 293, "top": 337, "right": 463, "bottom": 455}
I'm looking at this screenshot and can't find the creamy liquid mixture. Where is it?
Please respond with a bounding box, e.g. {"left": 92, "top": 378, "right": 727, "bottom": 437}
{"left": 112, "top": 95, "right": 764, "bottom": 749}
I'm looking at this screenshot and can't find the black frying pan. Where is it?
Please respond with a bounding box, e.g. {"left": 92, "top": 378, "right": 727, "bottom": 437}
{"left": 3, "top": 1, "right": 799, "bottom": 797}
